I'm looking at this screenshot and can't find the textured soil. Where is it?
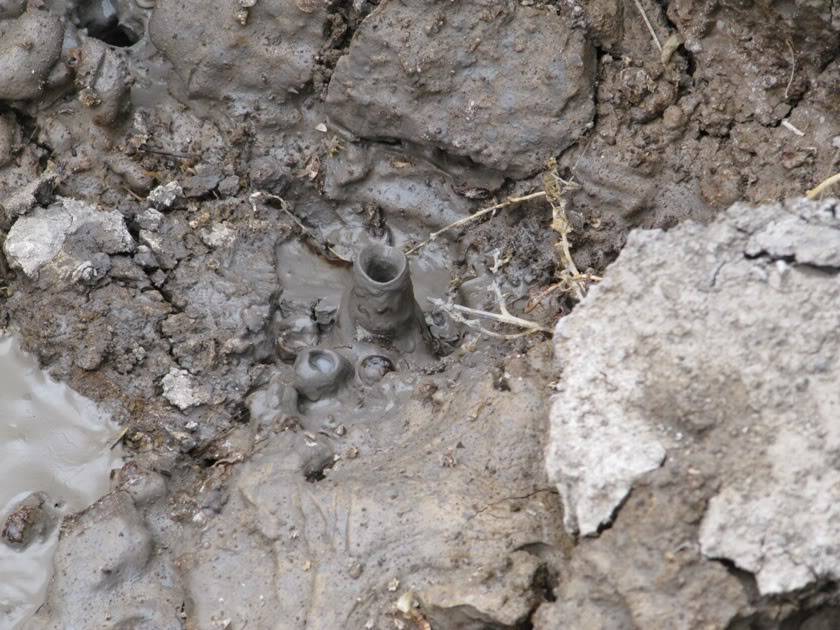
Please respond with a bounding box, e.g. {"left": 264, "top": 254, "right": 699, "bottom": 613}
{"left": 0, "top": 0, "right": 838, "bottom": 628}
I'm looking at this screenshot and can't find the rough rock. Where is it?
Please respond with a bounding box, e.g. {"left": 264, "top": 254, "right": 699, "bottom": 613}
{"left": 136, "top": 207, "right": 164, "bottom": 231}
{"left": 161, "top": 367, "right": 210, "bottom": 410}
{"left": 149, "top": 0, "right": 329, "bottom": 102}
{"left": 148, "top": 181, "right": 183, "bottom": 211}
{"left": 0, "top": 171, "right": 57, "bottom": 222}
{"left": 327, "top": 0, "right": 595, "bottom": 177}
{"left": 3, "top": 197, "right": 135, "bottom": 280}
{"left": 0, "top": 8, "right": 64, "bottom": 101}
{"left": 545, "top": 198, "right": 840, "bottom": 620}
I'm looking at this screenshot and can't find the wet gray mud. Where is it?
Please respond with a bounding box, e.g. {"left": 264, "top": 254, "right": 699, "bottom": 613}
{"left": 0, "top": 335, "right": 119, "bottom": 628}
{"left": 0, "top": 0, "right": 838, "bottom": 628}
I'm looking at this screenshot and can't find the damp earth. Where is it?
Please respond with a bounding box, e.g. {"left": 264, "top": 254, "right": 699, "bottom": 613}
{"left": 0, "top": 336, "right": 119, "bottom": 628}
{"left": 0, "top": 0, "right": 839, "bottom": 628}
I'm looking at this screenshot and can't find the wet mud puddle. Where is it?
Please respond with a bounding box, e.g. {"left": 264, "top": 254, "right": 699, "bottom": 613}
{"left": 0, "top": 335, "right": 121, "bottom": 629}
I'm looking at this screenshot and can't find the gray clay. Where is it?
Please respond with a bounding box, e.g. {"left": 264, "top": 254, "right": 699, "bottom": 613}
{"left": 340, "top": 243, "right": 431, "bottom": 357}
{"left": 294, "top": 348, "right": 353, "bottom": 402}
{"left": 357, "top": 355, "right": 394, "bottom": 386}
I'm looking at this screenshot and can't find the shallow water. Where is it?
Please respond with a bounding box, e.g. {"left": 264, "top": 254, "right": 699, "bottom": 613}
{"left": 0, "top": 335, "right": 121, "bottom": 629}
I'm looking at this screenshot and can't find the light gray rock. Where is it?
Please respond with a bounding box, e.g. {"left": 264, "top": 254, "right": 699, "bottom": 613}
{"left": 745, "top": 209, "right": 840, "bottom": 268}
{"left": 136, "top": 207, "right": 164, "bottom": 231}
{"left": 0, "top": 171, "right": 57, "bottom": 220}
{"left": 326, "top": 0, "right": 595, "bottom": 177}
{"left": 147, "top": 181, "right": 183, "bottom": 211}
{"left": 546, "top": 329, "right": 666, "bottom": 534}
{"left": 162, "top": 367, "right": 210, "bottom": 410}
{"left": 546, "top": 197, "right": 840, "bottom": 599}
{"left": 3, "top": 197, "right": 135, "bottom": 280}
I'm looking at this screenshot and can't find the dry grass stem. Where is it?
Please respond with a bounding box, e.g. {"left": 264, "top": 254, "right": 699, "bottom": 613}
{"left": 781, "top": 120, "right": 805, "bottom": 137}
{"left": 544, "top": 161, "right": 589, "bottom": 301}
{"left": 784, "top": 40, "right": 796, "bottom": 100}
{"left": 631, "top": 0, "right": 663, "bottom": 53}
{"left": 525, "top": 273, "right": 603, "bottom": 313}
{"left": 430, "top": 249, "right": 553, "bottom": 338}
{"left": 806, "top": 173, "right": 840, "bottom": 200}
{"left": 405, "top": 191, "right": 547, "bottom": 255}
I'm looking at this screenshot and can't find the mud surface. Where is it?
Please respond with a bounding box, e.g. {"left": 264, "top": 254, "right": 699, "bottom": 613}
{"left": 0, "top": 0, "right": 838, "bottom": 628}
{"left": 0, "top": 335, "right": 119, "bottom": 628}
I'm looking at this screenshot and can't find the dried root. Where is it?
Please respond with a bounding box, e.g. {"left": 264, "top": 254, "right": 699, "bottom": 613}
{"left": 543, "top": 159, "right": 590, "bottom": 302}
{"left": 415, "top": 160, "right": 601, "bottom": 339}
{"left": 430, "top": 250, "right": 553, "bottom": 339}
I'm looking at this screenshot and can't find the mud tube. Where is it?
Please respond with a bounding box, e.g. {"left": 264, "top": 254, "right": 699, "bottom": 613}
{"left": 345, "top": 243, "right": 421, "bottom": 339}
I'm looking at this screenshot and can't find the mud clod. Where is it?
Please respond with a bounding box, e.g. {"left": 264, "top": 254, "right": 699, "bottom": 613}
{"left": 1, "top": 492, "right": 59, "bottom": 549}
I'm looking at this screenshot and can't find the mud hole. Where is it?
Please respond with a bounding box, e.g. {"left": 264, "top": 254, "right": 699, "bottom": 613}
{"left": 0, "top": 0, "right": 838, "bottom": 628}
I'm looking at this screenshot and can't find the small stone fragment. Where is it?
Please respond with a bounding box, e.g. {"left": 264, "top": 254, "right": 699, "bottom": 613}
{"left": 199, "top": 223, "right": 236, "bottom": 248}
{"left": 162, "top": 367, "right": 210, "bottom": 410}
{"left": 136, "top": 207, "right": 164, "bottom": 231}
{"left": 148, "top": 181, "right": 184, "bottom": 211}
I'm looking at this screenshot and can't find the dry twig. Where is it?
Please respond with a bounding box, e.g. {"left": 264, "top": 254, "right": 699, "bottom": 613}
{"left": 405, "top": 191, "right": 547, "bottom": 255}
{"left": 413, "top": 161, "right": 600, "bottom": 338}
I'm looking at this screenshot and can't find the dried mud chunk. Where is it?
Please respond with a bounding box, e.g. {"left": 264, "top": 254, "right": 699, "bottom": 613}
{"left": 326, "top": 0, "right": 595, "bottom": 177}
{"left": 73, "top": 39, "right": 132, "bottom": 127}
{"left": 0, "top": 9, "right": 64, "bottom": 101}
{"left": 148, "top": 0, "right": 329, "bottom": 101}
{"left": 547, "top": 197, "right": 840, "bottom": 610}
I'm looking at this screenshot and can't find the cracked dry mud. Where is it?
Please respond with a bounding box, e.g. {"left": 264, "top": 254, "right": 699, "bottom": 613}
{"left": 0, "top": 1, "right": 839, "bottom": 629}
